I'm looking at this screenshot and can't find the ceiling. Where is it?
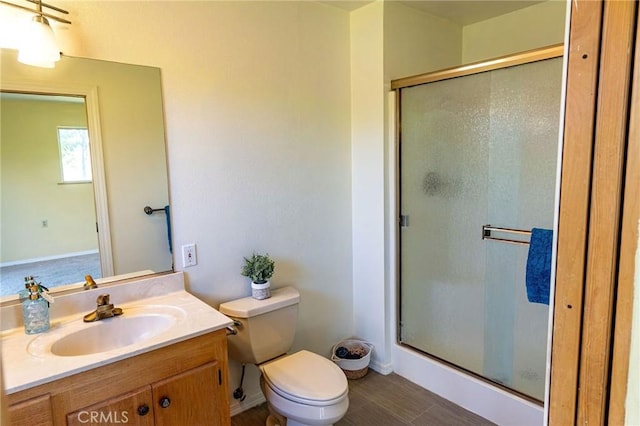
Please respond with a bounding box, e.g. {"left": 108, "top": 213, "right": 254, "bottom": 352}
{"left": 323, "top": 1, "right": 547, "bottom": 25}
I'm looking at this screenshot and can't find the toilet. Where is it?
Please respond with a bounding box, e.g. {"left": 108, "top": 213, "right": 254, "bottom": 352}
{"left": 219, "top": 287, "right": 349, "bottom": 426}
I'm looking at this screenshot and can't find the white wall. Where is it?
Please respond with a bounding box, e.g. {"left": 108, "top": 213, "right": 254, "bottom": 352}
{"left": 1, "top": 0, "right": 576, "bottom": 419}
{"left": 50, "top": 0, "right": 353, "bottom": 411}
{"left": 462, "top": 0, "right": 567, "bottom": 63}
{"left": 350, "top": 1, "right": 388, "bottom": 371}
{"left": 384, "top": 1, "right": 462, "bottom": 80}
{"left": 349, "top": 0, "right": 463, "bottom": 374}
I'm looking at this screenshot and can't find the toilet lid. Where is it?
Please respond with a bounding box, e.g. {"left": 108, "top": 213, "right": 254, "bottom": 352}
{"left": 261, "top": 350, "right": 348, "bottom": 406}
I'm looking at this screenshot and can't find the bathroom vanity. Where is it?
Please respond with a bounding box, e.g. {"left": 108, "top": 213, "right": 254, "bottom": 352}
{"left": 7, "top": 331, "right": 229, "bottom": 425}
{"left": 1, "top": 272, "right": 233, "bottom": 426}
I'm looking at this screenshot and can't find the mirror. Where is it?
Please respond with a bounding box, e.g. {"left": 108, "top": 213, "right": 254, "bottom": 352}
{"left": 0, "top": 49, "right": 172, "bottom": 298}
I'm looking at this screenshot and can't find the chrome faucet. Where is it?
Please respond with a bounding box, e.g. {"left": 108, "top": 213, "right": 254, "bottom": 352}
{"left": 83, "top": 294, "right": 123, "bottom": 322}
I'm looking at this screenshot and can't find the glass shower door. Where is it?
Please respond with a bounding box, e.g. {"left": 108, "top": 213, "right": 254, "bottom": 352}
{"left": 398, "top": 57, "right": 562, "bottom": 400}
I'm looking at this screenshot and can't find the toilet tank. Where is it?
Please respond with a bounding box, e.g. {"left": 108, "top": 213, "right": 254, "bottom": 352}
{"left": 219, "top": 287, "right": 300, "bottom": 365}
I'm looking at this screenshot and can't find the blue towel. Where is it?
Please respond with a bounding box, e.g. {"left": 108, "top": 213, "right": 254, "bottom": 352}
{"left": 525, "top": 228, "right": 553, "bottom": 305}
{"left": 164, "top": 205, "right": 172, "bottom": 254}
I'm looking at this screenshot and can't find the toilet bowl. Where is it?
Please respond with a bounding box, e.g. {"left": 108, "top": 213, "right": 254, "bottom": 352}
{"left": 219, "top": 287, "right": 350, "bottom": 426}
{"left": 259, "top": 350, "right": 349, "bottom": 426}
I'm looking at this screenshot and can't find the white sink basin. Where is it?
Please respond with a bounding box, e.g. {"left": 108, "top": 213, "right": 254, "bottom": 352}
{"left": 27, "top": 305, "right": 186, "bottom": 357}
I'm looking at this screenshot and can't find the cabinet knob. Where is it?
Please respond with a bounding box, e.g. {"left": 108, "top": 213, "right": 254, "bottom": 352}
{"left": 159, "top": 396, "right": 171, "bottom": 408}
{"left": 137, "top": 404, "right": 150, "bottom": 416}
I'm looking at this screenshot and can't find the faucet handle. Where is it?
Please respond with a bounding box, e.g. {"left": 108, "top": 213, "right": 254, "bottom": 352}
{"left": 96, "top": 294, "right": 110, "bottom": 306}
{"left": 84, "top": 275, "right": 98, "bottom": 290}
{"left": 83, "top": 294, "right": 123, "bottom": 322}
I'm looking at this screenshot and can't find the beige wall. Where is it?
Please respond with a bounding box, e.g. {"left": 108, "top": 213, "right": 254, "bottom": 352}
{"left": 462, "top": 0, "right": 567, "bottom": 64}
{"left": 350, "top": 0, "right": 387, "bottom": 369}
{"left": 384, "top": 1, "right": 462, "bottom": 80}
{"left": 0, "top": 98, "right": 96, "bottom": 262}
{"left": 349, "top": 0, "right": 463, "bottom": 371}
{"left": 0, "top": 0, "right": 569, "bottom": 415}
{"left": 48, "top": 1, "right": 354, "bottom": 409}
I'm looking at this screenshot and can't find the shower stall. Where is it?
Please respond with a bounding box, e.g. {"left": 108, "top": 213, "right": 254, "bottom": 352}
{"left": 394, "top": 46, "right": 564, "bottom": 405}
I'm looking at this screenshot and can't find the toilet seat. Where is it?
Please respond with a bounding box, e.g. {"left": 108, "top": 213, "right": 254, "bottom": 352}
{"left": 260, "top": 350, "right": 348, "bottom": 407}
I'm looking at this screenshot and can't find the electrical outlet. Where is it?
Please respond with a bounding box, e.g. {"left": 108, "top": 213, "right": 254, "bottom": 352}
{"left": 41, "top": 220, "right": 48, "bottom": 228}
{"left": 182, "top": 244, "right": 197, "bottom": 268}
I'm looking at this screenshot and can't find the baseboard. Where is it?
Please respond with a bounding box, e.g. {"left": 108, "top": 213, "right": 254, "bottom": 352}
{"left": 230, "top": 390, "right": 266, "bottom": 417}
{"left": 393, "top": 345, "right": 543, "bottom": 425}
{"left": 0, "top": 249, "right": 99, "bottom": 267}
{"left": 369, "top": 358, "right": 394, "bottom": 375}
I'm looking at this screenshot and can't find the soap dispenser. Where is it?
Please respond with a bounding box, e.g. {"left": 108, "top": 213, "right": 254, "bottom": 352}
{"left": 21, "top": 278, "right": 51, "bottom": 334}
{"left": 18, "top": 275, "right": 35, "bottom": 299}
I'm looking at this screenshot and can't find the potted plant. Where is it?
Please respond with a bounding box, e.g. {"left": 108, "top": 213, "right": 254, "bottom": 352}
{"left": 241, "top": 253, "right": 275, "bottom": 300}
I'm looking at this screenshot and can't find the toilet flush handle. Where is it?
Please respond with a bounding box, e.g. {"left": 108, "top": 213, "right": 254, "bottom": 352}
{"left": 226, "top": 320, "right": 242, "bottom": 335}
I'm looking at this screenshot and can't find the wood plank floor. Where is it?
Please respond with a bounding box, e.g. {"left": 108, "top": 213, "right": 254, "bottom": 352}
{"left": 231, "top": 370, "right": 495, "bottom": 426}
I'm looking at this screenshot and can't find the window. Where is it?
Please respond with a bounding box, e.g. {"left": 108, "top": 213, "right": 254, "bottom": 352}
{"left": 58, "top": 127, "right": 92, "bottom": 183}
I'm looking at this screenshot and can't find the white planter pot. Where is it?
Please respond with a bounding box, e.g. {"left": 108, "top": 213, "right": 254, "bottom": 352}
{"left": 251, "top": 281, "right": 271, "bottom": 300}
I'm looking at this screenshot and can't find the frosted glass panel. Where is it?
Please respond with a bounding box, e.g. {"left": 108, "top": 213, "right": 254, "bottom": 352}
{"left": 399, "top": 57, "right": 562, "bottom": 400}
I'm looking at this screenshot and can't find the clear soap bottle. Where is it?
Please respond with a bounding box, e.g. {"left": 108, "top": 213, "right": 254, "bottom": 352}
{"left": 22, "top": 282, "right": 50, "bottom": 334}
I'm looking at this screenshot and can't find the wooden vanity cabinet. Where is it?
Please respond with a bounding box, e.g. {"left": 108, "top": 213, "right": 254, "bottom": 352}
{"left": 66, "top": 387, "right": 154, "bottom": 426}
{"left": 151, "top": 362, "right": 223, "bottom": 426}
{"left": 7, "top": 394, "right": 53, "bottom": 426}
{"left": 7, "top": 329, "right": 230, "bottom": 426}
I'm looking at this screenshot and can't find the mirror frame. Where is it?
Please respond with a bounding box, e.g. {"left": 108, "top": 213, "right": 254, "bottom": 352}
{"left": 1, "top": 80, "right": 114, "bottom": 278}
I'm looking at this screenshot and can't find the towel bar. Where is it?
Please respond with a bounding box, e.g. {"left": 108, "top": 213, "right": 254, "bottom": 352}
{"left": 482, "top": 224, "right": 531, "bottom": 245}
{"left": 144, "top": 206, "right": 166, "bottom": 215}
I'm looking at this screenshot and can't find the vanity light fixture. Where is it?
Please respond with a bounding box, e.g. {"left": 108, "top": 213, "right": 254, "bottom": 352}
{"left": 0, "top": 0, "right": 71, "bottom": 68}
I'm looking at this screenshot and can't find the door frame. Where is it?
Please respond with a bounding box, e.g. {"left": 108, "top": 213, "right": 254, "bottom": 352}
{"left": 548, "top": 0, "right": 638, "bottom": 424}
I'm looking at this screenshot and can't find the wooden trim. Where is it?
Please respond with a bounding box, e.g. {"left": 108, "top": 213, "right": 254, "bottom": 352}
{"left": 549, "top": 1, "right": 603, "bottom": 423}
{"left": 84, "top": 86, "right": 114, "bottom": 278}
{"left": 390, "top": 44, "right": 564, "bottom": 90}
{"left": 577, "top": 0, "right": 637, "bottom": 423}
{"left": 609, "top": 3, "right": 640, "bottom": 424}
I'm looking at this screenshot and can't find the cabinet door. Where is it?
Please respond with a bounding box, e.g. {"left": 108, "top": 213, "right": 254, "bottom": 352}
{"left": 9, "top": 394, "right": 53, "bottom": 426}
{"left": 153, "top": 361, "right": 226, "bottom": 426}
{"left": 67, "top": 387, "right": 154, "bottom": 426}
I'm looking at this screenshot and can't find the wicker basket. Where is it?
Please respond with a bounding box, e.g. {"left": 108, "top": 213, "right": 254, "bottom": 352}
{"left": 342, "top": 366, "right": 369, "bottom": 380}
{"left": 331, "top": 339, "right": 373, "bottom": 380}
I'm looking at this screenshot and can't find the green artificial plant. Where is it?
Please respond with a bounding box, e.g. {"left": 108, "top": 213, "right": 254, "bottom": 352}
{"left": 241, "top": 253, "right": 275, "bottom": 284}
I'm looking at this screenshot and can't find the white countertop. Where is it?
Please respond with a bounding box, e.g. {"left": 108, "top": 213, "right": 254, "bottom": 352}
{"left": 1, "top": 274, "right": 232, "bottom": 395}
